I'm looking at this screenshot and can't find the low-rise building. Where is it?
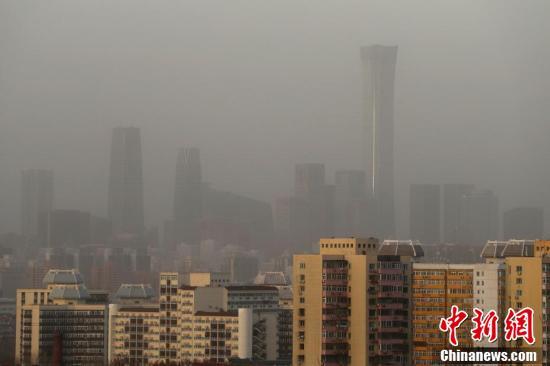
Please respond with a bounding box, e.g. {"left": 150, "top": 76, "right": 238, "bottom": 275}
{"left": 15, "top": 269, "right": 108, "bottom": 366}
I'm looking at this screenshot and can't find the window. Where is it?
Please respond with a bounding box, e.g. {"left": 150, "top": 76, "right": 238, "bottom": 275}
{"left": 299, "top": 308, "right": 305, "bottom": 316}
{"left": 516, "top": 266, "right": 523, "bottom": 273}
{"left": 300, "top": 263, "right": 305, "bottom": 269}
{"left": 516, "top": 278, "right": 522, "bottom": 284}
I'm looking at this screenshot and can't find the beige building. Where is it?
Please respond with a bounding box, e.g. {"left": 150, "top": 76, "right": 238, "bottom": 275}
{"left": 108, "top": 284, "right": 159, "bottom": 365}
{"left": 159, "top": 272, "right": 252, "bottom": 364}
{"left": 15, "top": 269, "right": 108, "bottom": 366}
{"left": 293, "top": 238, "right": 377, "bottom": 365}
{"left": 181, "top": 271, "right": 231, "bottom": 287}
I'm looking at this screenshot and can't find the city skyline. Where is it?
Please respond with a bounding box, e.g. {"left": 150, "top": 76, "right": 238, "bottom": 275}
{"left": 1, "top": 1, "right": 549, "bottom": 238}
{"left": 2, "top": 1, "right": 550, "bottom": 365}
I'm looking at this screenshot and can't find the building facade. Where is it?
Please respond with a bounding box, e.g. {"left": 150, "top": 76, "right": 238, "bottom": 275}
{"left": 108, "top": 126, "right": 144, "bottom": 237}
{"left": 15, "top": 269, "right": 108, "bottom": 366}
{"left": 293, "top": 237, "right": 414, "bottom": 366}
{"left": 174, "top": 147, "right": 203, "bottom": 246}
{"left": 361, "top": 45, "right": 398, "bottom": 238}
{"left": 21, "top": 169, "right": 54, "bottom": 244}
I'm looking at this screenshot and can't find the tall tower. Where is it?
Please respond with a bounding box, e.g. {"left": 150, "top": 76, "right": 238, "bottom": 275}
{"left": 108, "top": 127, "right": 144, "bottom": 236}
{"left": 21, "top": 169, "right": 54, "bottom": 243}
{"left": 173, "top": 147, "right": 202, "bottom": 245}
{"left": 361, "top": 45, "right": 398, "bottom": 238}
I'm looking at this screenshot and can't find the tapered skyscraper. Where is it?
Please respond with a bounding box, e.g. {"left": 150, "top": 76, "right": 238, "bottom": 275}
{"left": 108, "top": 127, "right": 144, "bottom": 236}
{"left": 174, "top": 147, "right": 202, "bottom": 245}
{"left": 361, "top": 45, "right": 398, "bottom": 238}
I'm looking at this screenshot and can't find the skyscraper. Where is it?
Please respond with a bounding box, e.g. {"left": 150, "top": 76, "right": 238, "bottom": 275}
{"left": 409, "top": 184, "right": 440, "bottom": 244}
{"left": 442, "top": 184, "right": 475, "bottom": 244}
{"left": 294, "top": 163, "right": 333, "bottom": 248}
{"left": 361, "top": 45, "right": 398, "bottom": 238}
{"left": 173, "top": 147, "right": 202, "bottom": 245}
{"left": 21, "top": 169, "right": 54, "bottom": 243}
{"left": 108, "top": 127, "right": 144, "bottom": 236}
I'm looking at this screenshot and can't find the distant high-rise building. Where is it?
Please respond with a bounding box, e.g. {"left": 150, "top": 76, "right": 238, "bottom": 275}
{"left": 503, "top": 207, "right": 544, "bottom": 240}
{"left": 334, "top": 170, "right": 369, "bottom": 237}
{"left": 38, "top": 209, "right": 91, "bottom": 248}
{"left": 409, "top": 184, "right": 440, "bottom": 244}
{"left": 443, "top": 184, "right": 475, "bottom": 243}
{"left": 273, "top": 196, "right": 309, "bottom": 250}
{"left": 361, "top": 45, "right": 398, "bottom": 238}
{"left": 294, "top": 163, "right": 325, "bottom": 199}
{"left": 294, "top": 164, "right": 333, "bottom": 247}
{"left": 458, "top": 190, "right": 499, "bottom": 246}
{"left": 108, "top": 127, "right": 144, "bottom": 236}
{"left": 202, "top": 188, "right": 274, "bottom": 249}
{"left": 173, "top": 147, "right": 202, "bottom": 245}
{"left": 21, "top": 169, "right": 54, "bottom": 243}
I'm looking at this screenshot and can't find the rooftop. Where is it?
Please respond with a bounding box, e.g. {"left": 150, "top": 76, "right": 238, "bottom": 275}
{"left": 378, "top": 240, "right": 424, "bottom": 258}
{"left": 481, "top": 240, "right": 535, "bottom": 258}
{"left": 115, "top": 284, "right": 155, "bottom": 299}
{"left": 49, "top": 284, "right": 90, "bottom": 301}
{"left": 43, "top": 269, "right": 84, "bottom": 285}
{"left": 254, "top": 272, "right": 288, "bottom": 286}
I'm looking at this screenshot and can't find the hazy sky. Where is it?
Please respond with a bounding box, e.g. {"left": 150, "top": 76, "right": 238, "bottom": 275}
{"left": 1, "top": 0, "right": 549, "bottom": 237}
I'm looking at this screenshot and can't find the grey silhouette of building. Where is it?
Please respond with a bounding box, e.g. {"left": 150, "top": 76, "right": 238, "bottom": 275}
{"left": 21, "top": 169, "right": 54, "bottom": 244}
{"left": 38, "top": 209, "right": 91, "bottom": 248}
{"left": 503, "top": 207, "right": 544, "bottom": 240}
{"left": 108, "top": 127, "right": 144, "bottom": 236}
{"left": 361, "top": 45, "right": 398, "bottom": 238}
{"left": 443, "top": 184, "right": 475, "bottom": 243}
{"left": 294, "top": 163, "right": 333, "bottom": 248}
{"left": 410, "top": 184, "right": 441, "bottom": 244}
{"left": 458, "top": 190, "right": 499, "bottom": 246}
{"left": 334, "top": 170, "right": 369, "bottom": 237}
{"left": 174, "top": 147, "right": 203, "bottom": 245}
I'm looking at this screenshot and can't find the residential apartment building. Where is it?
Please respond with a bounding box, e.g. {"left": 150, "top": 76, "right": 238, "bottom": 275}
{"left": 293, "top": 237, "right": 416, "bottom": 366}
{"left": 158, "top": 272, "right": 271, "bottom": 364}
{"left": 481, "top": 239, "right": 550, "bottom": 363}
{"left": 412, "top": 263, "right": 476, "bottom": 365}
{"left": 108, "top": 284, "right": 159, "bottom": 365}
